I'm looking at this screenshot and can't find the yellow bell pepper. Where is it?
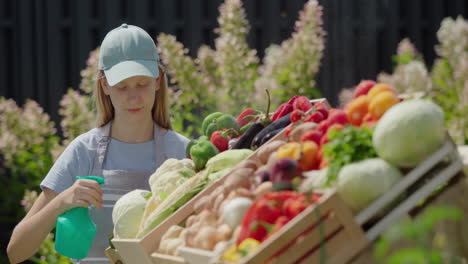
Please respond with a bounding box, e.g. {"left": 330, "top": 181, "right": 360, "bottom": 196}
{"left": 238, "top": 238, "right": 260, "bottom": 256}
{"left": 276, "top": 142, "right": 301, "bottom": 160}
{"left": 221, "top": 238, "right": 261, "bottom": 262}
{"left": 222, "top": 244, "right": 242, "bottom": 262}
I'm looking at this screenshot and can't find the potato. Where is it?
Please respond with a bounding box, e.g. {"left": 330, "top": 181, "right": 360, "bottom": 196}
{"left": 223, "top": 168, "right": 254, "bottom": 190}
{"left": 232, "top": 226, "right": 242, "bottom": 240}
{"left": 159, "top": 238, "right": 183, "bottom": 255}
{"left": 256, "top": 140, "right": 287, "bottom": 164}
{"left": 231, "top": 188, "right": 254, "bottom": 199}
{"left": 254, "top": 181, "right": 273, "bottom": 197}
{"left": 185, "top": 215, "right": 199, "bottom": 228}
{"left": 211, "top": 185, "right": 228, "bottom": 200}
{"left": 198, "top": 209, "right": 218, "bottom": 226}
{"left": 185, "top": 222, "right": 201, "bottom": 247}
{"left": 237, "top": 159, "right": 261, "bottom": 171}
{"left": 290, "top": 122, "right": 317, "bottom": 142}
{"left": 213, "top": 193, "right": 225, "bottom": 213}
{"left": 193, "top": 226, "right": 218, "bottom": 250}
{"left": 194, "top": 195, "right": 212, "bottom": 214}
{"left": 215, "top": 224, "right": 232, "bottom": 242}
{"left": 264, "top": 151, "right": 279, "bottom": 171}
{"left": 161, "top": 225, "right": 184, "bottom": 241}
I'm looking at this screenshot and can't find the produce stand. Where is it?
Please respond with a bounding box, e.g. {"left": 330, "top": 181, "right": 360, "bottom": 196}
{"left": 106, "top": 95, "right": 466, "bottom": 264}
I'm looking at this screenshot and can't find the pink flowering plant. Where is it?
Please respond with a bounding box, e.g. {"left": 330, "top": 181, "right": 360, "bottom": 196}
{"left": 378, "top": 16, "right": 468, "bottom": 144}
{"left": 255, "top": 0, "right": 325, "bottom": 104}
{"left": 158, "top": 0, "right": 325, "bottom": 135}
{"left": 0, "top": 48, "right": 98, "bottom": 264}
{"left": 432, "top": 16, "right": 468, "bottom": 144}
{"left": 0, "top": 98, "right": 65, "bottom": 263}
{"left": 378, "top": 38, "right": 433, "bottom": 96}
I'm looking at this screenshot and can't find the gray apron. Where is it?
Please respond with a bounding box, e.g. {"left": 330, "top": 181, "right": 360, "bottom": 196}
{"left": 78, "top": 122, "right": 168, "bottom": 264}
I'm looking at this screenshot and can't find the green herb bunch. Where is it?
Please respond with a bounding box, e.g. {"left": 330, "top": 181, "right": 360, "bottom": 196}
{"left": 323, "top": 125, "right": 377, "bottom": 185}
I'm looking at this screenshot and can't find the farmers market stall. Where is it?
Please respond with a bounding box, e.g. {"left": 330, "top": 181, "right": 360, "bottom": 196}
{"left": 105, "top": 83, "right": 468, "bottom": 264}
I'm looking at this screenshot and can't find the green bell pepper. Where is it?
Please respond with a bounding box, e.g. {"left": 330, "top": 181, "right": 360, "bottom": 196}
{"left": 205, "top": 114, "right": 240, "bottom": 138}
{"left": 186, "top": 136, "right": 208, "bottom": 157}
{"left": 202, "top": 112, "right": 224, "bottom": 136}
{"left": 189, "top": 137, "right": 219, "bottom": 170}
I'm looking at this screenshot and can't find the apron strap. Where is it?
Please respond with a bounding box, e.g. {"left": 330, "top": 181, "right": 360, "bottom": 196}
{"left": 92, "top": 122, "right": 111, "bottom": 174}
{"left": 92, "top": 122, "right": 170, "bottom": 174}
{"left": 154, "top": 124, "right": 168, "bottom": 169}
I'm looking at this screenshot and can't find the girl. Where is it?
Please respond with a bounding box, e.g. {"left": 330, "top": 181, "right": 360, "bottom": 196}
{"left": 7, "top": 24, "right": 189, "bottom": 263}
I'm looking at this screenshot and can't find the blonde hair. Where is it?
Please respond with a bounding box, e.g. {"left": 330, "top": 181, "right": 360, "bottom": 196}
{"left": 94, "top": 66, "right": 172, "bottom": 130}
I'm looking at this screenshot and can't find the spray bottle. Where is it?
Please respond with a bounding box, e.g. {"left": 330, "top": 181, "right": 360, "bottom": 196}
{"left": 55, "top": 176, "right": 105, "bottom": 260}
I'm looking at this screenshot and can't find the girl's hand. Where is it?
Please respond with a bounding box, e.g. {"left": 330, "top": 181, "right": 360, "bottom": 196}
{"left": 56, "top": 179, "right": 103, "bottom": 213}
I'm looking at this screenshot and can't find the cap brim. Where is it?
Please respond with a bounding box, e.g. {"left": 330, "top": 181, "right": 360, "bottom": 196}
{"left": 104, "top": 60, "right": 159, "bottom": 86}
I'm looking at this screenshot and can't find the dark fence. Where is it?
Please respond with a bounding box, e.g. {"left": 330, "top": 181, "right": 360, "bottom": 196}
{"left": 0, "top": 0, "right": 467, "bottom": 126}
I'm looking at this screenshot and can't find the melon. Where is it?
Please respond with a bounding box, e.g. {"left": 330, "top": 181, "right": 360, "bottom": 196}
{"left": 372, "top": 99, "right": 445, "bottom": 168}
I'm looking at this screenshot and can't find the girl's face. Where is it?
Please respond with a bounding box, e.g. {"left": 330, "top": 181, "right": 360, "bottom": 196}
{"left": 102, "top": 75, "right": 158, "bottom": 122}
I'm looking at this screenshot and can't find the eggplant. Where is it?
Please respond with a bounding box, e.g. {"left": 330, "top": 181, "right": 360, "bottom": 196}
{"left": 232, "top": 122, "right": 265, "bottom": 149}
{"left": 258, "top": 128, "right": 283, "bottom": 147}
{"left": 251, "top": 113, "right": 291, "bottom": 149}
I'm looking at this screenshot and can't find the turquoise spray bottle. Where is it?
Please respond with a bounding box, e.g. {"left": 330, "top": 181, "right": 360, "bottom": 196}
{"left": 55, "top": 176, "right": 105, "bottom": 260}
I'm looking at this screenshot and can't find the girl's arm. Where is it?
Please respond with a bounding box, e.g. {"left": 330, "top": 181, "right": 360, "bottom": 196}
{"left": 7, "top": 179, "right": 103, "bottom": 264}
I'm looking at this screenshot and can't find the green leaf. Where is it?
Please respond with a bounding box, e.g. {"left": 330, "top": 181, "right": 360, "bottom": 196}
{"left": 159, "top": 192, "right": 169, "bottom": 200}
{"left": 144, "top": 192, "right": 153, "bottom": 200}
{"left": 385, "top": 248, "right": 433, "bottom": 264}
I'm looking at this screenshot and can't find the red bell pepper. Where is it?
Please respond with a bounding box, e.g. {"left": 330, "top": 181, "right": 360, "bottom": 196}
{"left": 237, "top": 191, "right": 322, "bottom": 245}
{"left": 271, "top": 103, "right": 293, "bottom": 122}
{"left": 237, "top": 198, "right": 282, "bottom": 244}
{"left": 210, "top": 129, "right": 230, "bottom": 152}
{"left": 282, "top": 193, "right": 322, "bottom": 219}
{"left": 292, "top": 96, "right": 312, "bottom": 112}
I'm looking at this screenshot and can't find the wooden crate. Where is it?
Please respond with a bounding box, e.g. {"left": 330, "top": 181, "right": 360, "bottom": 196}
{"left": 354, "top": 135, "right": 464, "bottom": 242}
{"left": 104, "top": 247, "right": 125, "bottom": 264}
{"left": 178, "top": 190, "right": 369, "bottom": 264}
{"left": 110, "top": 99, "right": 329, "bottom": 263}
{"left": 350, "top": 172, "right": 468, "bottom": 264}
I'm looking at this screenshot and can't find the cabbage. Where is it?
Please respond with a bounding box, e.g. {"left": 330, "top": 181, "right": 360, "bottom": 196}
{"left": 112, "top": 189, "right": 151, "bottom": 238}
{"left": 337, "top": 158, "right": 403, "bottom": 214}
{"left": 300, "top": 168, "right": 328, "bottom": 192}
{"left": 205, "top": 149, "right": 253, "bottom": 173}
{"left": 207, "top": 167, "right": 232, "bottom": 182}
{"left": 373, "top": 99, "right": 445, "bottom": 168}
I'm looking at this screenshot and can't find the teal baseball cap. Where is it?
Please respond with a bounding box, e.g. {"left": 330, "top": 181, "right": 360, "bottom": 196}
{"left": 98, "top": 23, "right": 160, "bottom": 86}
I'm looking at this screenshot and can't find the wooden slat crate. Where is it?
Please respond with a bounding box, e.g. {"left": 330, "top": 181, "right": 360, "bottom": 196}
{"left": 104, "top": 247, "right": 125, "bottom": 264}
{"left": 350, "top": 171, "right": 468, "bottom": 264}
{"left": 355, "top": 135, "right": 464, "bottom": 242}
